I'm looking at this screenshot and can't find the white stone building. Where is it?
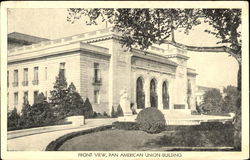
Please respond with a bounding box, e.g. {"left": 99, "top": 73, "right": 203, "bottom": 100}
{"left": 7, "top": 28, "right": 197, "bottom": 115}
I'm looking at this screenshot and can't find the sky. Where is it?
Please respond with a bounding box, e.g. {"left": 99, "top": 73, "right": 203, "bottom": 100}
{"left": 7, "top": 8, "right": 239, "bottom": 89}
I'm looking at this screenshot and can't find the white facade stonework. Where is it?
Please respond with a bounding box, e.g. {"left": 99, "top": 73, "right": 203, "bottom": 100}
{"left": 7, "top": 28, "right": 197, "bottom": 115}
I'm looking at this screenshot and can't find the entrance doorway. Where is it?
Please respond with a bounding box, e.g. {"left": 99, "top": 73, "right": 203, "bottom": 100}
{"left": 136, "top": 77, "right": 145, "bottom": 109}
{"left": 162, "top": 81, "right": 169, "bottom": 109}
{"left": 150, "top": 79, "right": 158, "bottom": 108}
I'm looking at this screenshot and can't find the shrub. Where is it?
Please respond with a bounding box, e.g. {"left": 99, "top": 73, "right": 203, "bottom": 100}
{"left": 103, "top": 112, "right": 110, "bottom": 117}
{"left": 65, "top": 83, "right": 85, "bottom": 117}
{"left": 112, "top": 121, "right": 139, "bottom": 130}
{"left": 136, "top": 107, "right": 166, "bottom": 134}
{"left": 19, "top": 93, "right": 56, "bottom": 128}
{"left": 116, "top": 104, "right": 124, "bottom": 117}
{"left": 7, "top": 107, "right": 20, "bottom": 130}
{"left": 201, "top": 88, "right": 224, "bottom": 114}
{"left": 111, "top": 106, "right": 117, "bottom": 118}
{"left": 83, "top": 98, "right": 94, "bottom": 118}
{"left": 191, "top": 110, "right": 201, "bottom": 115}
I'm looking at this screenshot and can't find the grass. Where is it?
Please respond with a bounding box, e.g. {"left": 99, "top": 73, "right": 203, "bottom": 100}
{"left": 58, "top": 125, "right": 235, "bottom": 151}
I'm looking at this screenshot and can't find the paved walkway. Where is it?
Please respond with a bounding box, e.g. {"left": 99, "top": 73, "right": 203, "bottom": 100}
{"left": 7, "top": 118, "right": 117, "bottom": 151}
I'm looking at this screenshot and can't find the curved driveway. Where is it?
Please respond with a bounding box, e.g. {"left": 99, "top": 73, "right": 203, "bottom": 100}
{"left": 7, "top": 118, "right": 117, "bottom": 151}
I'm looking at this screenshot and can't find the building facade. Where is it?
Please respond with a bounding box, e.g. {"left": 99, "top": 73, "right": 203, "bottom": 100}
{"left": 7, "top": 28, "right": 197, "bottom": 115}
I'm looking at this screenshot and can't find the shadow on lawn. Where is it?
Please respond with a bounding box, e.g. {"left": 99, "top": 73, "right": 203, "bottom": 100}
{"left": 143, "top": 123, "right": 235, "bottom": 151}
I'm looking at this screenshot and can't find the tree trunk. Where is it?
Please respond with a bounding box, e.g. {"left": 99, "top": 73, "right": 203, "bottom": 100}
{"left": 237, "top": 63, "right": 241, "bottom": 92}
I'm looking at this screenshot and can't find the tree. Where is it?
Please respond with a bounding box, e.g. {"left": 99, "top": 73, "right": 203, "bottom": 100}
{"left": 67, "top": 8, "right": 241, "bottom": 91}
{"left": 67, "top": 8, "right": 242, "bottom": 149}
{"left": 65, "top": 82, "right": 85, "bottom": 116}
{"left": 111, "top": 106, "right": 117, "bottom": 118}
{"left": 20, "top": 93, "right": 55, "bottom": 128}
{"left": 49, "top": 69, "right": 68, "bottom": 117}
{"left": 7, "top": 107, "right": 20, "bottom": 130}
{"left": 222, "top": 85, "right": 240, "bottom": 113}
{"left": 201, "top": 88, "right": 224, "bottom": 114}
{"left": 82, "top": 97, "right": 94, "bottom": 118}
{"left": 116, "top": 104, "right": 124, "bottom": 117}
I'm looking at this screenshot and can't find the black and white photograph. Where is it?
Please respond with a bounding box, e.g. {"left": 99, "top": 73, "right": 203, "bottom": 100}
{"left": 0, "top": 1, "right": 249, "bottom": 160}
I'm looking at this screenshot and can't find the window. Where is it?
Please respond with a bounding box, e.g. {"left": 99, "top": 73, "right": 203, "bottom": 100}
{"left": 34, "top": 91, "right": 39, "bottom": 104}
{"left": 93, "top": 63, "right": 101, "bottom": 83}
{"left": 14, "top": 92, "right": 18, "bottom": 105}
{"left": 33, "top": 67, "right": 39, "bottom": 85}
{"left": 13, "top": 70, "right": 18, "bottom": 87}
{"left": 94, "top": 90, "right": 100, "bottom": 104}
{"left": 162, "top": 81, "right": 169, "bottom": 109}
{"left": 23, "top": 68, "right": 28, "bottom": 86}
{"left": 24, "top": 91, "right": 28, "bottom": 102}
{"left": 60, "top": 62, "right": 65, "bottom": 75}
{"left": 7, "top": 71, "right": 9, "bottom": 87}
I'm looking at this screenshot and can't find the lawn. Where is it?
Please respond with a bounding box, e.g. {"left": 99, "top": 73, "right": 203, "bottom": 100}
{"left": 58, "top": 125, "right": 234, "bottom": 151}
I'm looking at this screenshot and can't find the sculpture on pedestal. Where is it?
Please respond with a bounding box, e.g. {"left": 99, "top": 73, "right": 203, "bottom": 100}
{"left": 119, "top": 88, "right": 132, "bottom": 116}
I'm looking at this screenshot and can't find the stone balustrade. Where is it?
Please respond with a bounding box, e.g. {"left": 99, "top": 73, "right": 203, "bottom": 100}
{"left": 8, "top": 27, "right": 113, "bottom": 55}
{"left": 8, "top": 27, "right": 184, "bottom": 57}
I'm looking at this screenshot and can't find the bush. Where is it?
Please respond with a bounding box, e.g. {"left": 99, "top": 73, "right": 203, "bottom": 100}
{"left": 111, "top": 106, "right": 117, "bottom": 118}
{"left": 8, "top": 107, "right": 20, "bottom": 130}
{"left": 116, "top": 104, "right": 124, "bottom": 117}
{"left": 136, "top": 107, "right": 166, "bottom": 134}
{"left": 112, "top": 121, "right": 139, "bottom": 130}
{"left": 103, "top": 112, "right": 110, "bottom": 117}
{"left": 191, "top": 110, "right": 201, "bottom": 115}
{"left": 83, "top": 98, "right": 94, "bottom": 118}
{"left": 19, "top": 93, "right": 56, "bottom": 128}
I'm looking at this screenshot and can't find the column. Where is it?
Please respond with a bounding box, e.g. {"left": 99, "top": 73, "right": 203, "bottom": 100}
{"left": 169, "top": 78, "right": 173, "bottom": 110}
{"left": 133, "top": 72, "right": 137, "bottom": 109}
{"left": 144, "top": 77, "right": 150, "bottom": 108}
{"left": 157, "top": 79, "right": 163, "bottom": 110}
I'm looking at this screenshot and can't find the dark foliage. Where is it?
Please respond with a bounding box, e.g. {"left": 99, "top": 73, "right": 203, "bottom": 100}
{"left": 191, "top": 110, "right": 201, "bottom": 115}
{"left": 46, "top": 125, "right": 113, "bottom": 151}
{"left": 145, "top": 122, "right": 234, "bottom": 148}
{"left": 7, "top": 107, "right": 20, "bottom": 129}
{"left": 222, "top": 85, "right": 240, "bottom": 113}
{"left": 199, "top": 88, "right": 224, "bottom": 114}
{"left": 64, "top": 83, "right": 85, "bottom": 117}
{"left": 111, "top": 106, "right": 117, "bottom": 118}
{"left": 83, "top": 98, "right": 94, "bottom": 118}
{"left": 112, "top": 121, "right": 139, "bottom": 130}
{"left": 136, "top": 107, "right": 166, "bottom": 134}
{"left": 116, "top": 104, "right": 124, "bottom": 117}
{"left": 19, "top": 93, "right": 56, "bottom": 128}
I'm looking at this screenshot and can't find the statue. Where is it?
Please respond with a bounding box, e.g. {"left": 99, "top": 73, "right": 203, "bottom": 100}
{"left": 119, "top": 88, "right": 132, "bottom": 116}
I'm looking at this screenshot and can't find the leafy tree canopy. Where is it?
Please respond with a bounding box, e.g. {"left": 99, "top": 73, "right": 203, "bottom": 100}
{"left": 67, "top": 8, "right": 241, "bottom": 63}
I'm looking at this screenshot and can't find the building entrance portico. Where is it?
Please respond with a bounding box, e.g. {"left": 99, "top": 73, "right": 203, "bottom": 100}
{"left": 134, "top": 72, "right": 173, "bottom": 112}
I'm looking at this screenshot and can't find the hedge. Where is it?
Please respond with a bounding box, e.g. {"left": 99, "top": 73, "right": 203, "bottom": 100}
{"left": 112, "top": 121, "right": 139, "bottom": 130}
{"left": 45, "top": 125, "right": 113, "bottom": 151}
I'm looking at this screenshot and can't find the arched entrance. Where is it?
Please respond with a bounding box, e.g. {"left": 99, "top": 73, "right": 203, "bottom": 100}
{"left": 162, "top": 81, "right": 169, "bottom": 109}
{"left": 150, "top": 78, "right": 158, "bottom": 108}
{"left": 136, "top": 77, "right": 145, "bottom": 109}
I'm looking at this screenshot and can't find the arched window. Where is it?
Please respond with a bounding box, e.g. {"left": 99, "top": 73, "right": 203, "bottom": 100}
{"left": 150, "top": 79, "right": 158, "bottom": 108}
{"left": 136, "top": 77, "right": 145, "bottom": 109}
{"left": 162, "top": 81, "right": 169, "bottom": 109}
